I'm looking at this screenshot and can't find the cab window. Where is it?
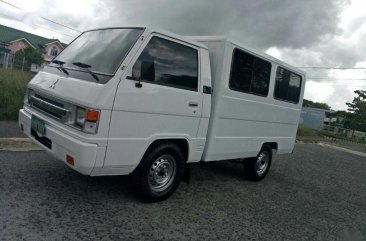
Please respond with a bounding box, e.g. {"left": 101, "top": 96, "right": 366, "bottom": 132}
{"left": 132, "top": 36, "right": 198, "bottom": 91}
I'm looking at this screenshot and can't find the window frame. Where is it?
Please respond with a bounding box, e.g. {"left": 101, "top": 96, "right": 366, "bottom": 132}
{"left": 50, "top": 27, "right": 145, "bottom": 77}
{"left": 273, "top": 66, "right": 303, "bottom": 104}
{"left": 130, "top": 34, "right": 200, "bottom": 92}
{"left": 228, "top": 48, "right": 272, "bottom": 97}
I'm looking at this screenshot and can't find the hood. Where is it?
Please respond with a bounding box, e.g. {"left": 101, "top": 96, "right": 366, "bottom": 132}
{"left": 28, "top": 71, "right": 119, "bottom": 110}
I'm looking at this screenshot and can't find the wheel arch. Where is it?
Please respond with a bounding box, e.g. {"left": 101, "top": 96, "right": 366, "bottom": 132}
{"left": 144, "top": 138, "right": 190, "bottom": 163}
{"left": 262, "top": 142, "right": 278, "bottom": 151}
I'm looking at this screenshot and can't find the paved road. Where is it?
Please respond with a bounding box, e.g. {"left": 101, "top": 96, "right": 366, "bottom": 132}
{"left": 0, "top": 144, "right": 365, "bottom": 241}
{"left": 0, "top": 121, "right": 25, "bottom": 138}
{"left": 335, "top": 142, "right": 366, "bottom": 153}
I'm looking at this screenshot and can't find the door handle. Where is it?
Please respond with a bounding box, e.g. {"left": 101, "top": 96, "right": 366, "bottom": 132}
{"left": 188, "top": 102, "right": 199, "bottom": 107}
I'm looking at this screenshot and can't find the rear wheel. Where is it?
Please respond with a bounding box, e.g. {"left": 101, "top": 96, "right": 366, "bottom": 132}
{"left": 244, "top": 145, "right": 272, "bottom": 181}
{"left": 134, "top": 143, "right": 184, "bottom": 202}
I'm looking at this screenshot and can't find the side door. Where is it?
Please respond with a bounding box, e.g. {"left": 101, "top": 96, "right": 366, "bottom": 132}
{"left": 104, "top": 34, "right": 203, "bottom": 169}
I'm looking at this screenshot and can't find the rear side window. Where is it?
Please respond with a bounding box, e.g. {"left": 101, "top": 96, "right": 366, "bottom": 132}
{"left": 229, "top": 49, "right": 271, "bottom": 96}
{"left": 132, "top": 36, "right": 198, "bottom": 91}
{"left": 274, "top": 67, "right": 302, "bottom": 103}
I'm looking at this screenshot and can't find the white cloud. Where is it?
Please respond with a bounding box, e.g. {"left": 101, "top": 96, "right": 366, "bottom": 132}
{"left": 265, "top": 47, "right": 281, "bottom": 59}
{"left": 0, "top": 0, "right": 365, "bottom": 111}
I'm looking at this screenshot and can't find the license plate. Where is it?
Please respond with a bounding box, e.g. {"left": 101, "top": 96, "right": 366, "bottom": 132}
{"left": 31, "top": 115, "right": 46, "bottom": 135}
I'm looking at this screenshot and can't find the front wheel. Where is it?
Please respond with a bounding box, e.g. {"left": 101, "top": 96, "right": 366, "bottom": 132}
{"left": 134, "top": 143, "right": 184, "bottom": 202}
{"left": 244, "top": 145, "right": 272, "bottom": 181}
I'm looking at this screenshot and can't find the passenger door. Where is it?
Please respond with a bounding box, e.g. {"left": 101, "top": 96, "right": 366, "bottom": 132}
{"left": 104, "top": 34, "right": 203, "bottom": 169}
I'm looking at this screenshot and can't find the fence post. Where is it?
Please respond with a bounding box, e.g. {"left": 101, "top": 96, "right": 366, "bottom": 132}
{"left": 22, "top": 56, "right": 25, "bottom": 71}
{"left": 4, "top": 53, "right": 8, "bottom": 69}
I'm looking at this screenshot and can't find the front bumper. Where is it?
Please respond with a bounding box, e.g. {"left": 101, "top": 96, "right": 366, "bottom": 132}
{"left": 19, "top": 108, "right": 98, "bottom": 175}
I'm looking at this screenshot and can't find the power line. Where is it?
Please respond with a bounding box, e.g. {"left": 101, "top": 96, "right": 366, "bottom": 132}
{"left": 308, "top": 78, "right": 366, "bottom": 80}
{"left": 298, "top": 67, "right": 366, "bottom": 70}
{"left": 0, "top": 20, "right": 76, "bottom": 41}
{"left": 0, "top": 0, "right": 81, "bottom": 33}
{"left": 33, "top": 23, "right": 76, "bottom": 39}
{"left": 306, "top": 83, "right": 365, "bottom": 86}
{"left": 40, "top": 17, "right": 81, "bottom": 33}
{"left": 0, "top": 0, "right": 20, "bottom": 9}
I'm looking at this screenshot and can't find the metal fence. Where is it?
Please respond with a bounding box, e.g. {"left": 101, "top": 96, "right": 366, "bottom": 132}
{"left": 0, "top": 52, "right": 42, "bottom": 72}
{"left": 323, "top": 124, "right": 366, "bottom": 141}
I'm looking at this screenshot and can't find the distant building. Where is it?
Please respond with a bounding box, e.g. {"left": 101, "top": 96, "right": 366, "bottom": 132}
{"left": 0, "top": 24, "right": 66, "bottom": 69}
{"left": 300, "top": 107, "right": 337, "bottom": 130}
{"left": 324, "top": 110, "right": 337, "bottom": 125}
{"left": 300, "top": 107, "right": 326, "bottom": 130}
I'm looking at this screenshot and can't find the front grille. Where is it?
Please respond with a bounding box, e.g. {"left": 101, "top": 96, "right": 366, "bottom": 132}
{"left": 29, "top": 94, "right": 70, "bottom": 120}
{"left": 35, "top": 94, "right": 64, "bottom": 108}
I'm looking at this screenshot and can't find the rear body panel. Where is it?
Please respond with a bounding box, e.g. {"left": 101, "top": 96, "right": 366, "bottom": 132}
{"left": 192, "top": 38, "right": 306, "bottom": 161}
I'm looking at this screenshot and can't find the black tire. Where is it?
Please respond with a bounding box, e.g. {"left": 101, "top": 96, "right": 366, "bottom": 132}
{"left": 133, "top": 143, "right": 185, "bottom": 202}
{"left": 244, "top": 145, "right": 272, "bottom": 181}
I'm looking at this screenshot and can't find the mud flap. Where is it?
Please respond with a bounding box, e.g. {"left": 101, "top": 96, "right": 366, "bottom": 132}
{"left": 182, "top": 163, "right": 190, "bottom": 184}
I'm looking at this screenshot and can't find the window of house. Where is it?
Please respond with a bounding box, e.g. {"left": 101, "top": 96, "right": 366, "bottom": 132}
{"left": 229, "top": 49, "right": 271, "bottom": 96}
{"left": 50, "top": 47, "right": 58, "bottom": 57}
{"left": 132, "top": 36, "right": 198, "bottom": 91}
{"left": 274, "top": 67, "right": 302, "bottom": 103}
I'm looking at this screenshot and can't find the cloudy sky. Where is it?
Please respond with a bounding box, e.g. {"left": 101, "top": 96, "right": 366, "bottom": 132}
{"left": 1, "top": 0, "right": 366, "bottom": 110}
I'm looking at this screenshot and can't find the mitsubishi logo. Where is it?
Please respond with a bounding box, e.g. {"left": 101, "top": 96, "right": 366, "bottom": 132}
{"left": 49, "top": 79, "right": 59, "bottom": 89}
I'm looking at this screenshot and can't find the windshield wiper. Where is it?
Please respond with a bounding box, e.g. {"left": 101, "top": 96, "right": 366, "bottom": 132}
{"left": 51, "top": 60, "right": 69, "bottom": 75}
{"left": 72, "top": 62, "right": 99, "bottom": 82}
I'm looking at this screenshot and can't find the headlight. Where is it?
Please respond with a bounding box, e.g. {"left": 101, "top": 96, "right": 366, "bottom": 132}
{"left": 75, "top": 107, "right": 86, "bottom": 127}
{"left": 26, "top": 89, "right": 34, "bottom": 103}
{"left": 73, "top": 107, "right": 99, "bottom": 134}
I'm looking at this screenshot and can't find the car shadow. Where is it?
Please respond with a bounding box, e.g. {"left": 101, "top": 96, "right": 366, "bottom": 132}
{"left": 30, "top": 158, "right": 248, "bottom": 203}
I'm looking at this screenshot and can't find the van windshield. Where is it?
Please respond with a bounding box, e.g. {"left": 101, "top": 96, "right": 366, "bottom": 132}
{"left": 52, "top": 28, "right": 144, "bottom": 75}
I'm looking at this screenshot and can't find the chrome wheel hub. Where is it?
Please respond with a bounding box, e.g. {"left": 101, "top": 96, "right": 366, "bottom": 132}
{"left": 148, "top": 155, "right": 176, "bottom": 192}
{"left": 256, "top": 151, "right": 269, "bottom": 176}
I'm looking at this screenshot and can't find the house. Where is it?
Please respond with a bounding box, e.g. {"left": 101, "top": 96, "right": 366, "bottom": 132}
{"left": 0, "top": 24, "right": 67, "bottom": 69}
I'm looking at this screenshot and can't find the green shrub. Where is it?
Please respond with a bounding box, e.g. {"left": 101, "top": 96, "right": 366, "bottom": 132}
{"left": 0, "top": 69, "right": 34, "bottom": 120}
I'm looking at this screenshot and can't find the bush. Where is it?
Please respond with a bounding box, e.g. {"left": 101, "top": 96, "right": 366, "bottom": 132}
{"left": 0, "top": 69, "right": 34, "bottom": 120}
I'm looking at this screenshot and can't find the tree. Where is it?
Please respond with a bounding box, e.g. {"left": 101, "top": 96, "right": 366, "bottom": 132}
{"left": 346, "top": 90, "right": 366, "bottom": 132}
{"left": 13, "top": 47, "right": 43, "bottom": 71}
{"left": 303, "top": 99, "right": 331, "bottom": 110}
{"left": 335, "top": 110, "right": 352, "bottom": 129}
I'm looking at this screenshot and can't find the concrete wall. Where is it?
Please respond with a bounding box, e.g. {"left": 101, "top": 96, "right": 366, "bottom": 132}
{"left": 300, "top": 107, "right": 326, "bottom": 130}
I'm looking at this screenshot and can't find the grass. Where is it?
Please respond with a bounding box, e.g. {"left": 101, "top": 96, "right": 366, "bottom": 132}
{"left": 297, "top": 124, "right": 366, "bottom": 144}
{"left": 0, "top": 68, "right": 34, "bottom": 120}
{"left": 296, "top": 124, "right": 322, "bottom": 137}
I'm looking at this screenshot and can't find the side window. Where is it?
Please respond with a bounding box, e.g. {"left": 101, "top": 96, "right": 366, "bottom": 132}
{"left": 274, "top": 67, "right": 302, "bottom": 103}
{"left": 132, "top": 36, "right": 198, "bottom": 91}
{"left": 229, "top": 49, "right": 271, "bottom": 96}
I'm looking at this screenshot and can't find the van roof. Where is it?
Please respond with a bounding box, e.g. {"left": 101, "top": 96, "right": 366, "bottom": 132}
{"left": 188, "top": 35, "right": 306, "bottom": 76}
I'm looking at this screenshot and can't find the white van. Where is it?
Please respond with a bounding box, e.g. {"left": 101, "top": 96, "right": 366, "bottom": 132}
{"left": 19, "top": 27, "right": 306, "bottom": 202}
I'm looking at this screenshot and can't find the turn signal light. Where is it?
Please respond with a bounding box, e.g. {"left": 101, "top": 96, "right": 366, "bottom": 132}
{"left": 66, "top": 154, "right": 75, "bottom": 166}
{"left": 86, "top": 109, "right": 99, "bottom": 122}
{"left": 72, "top": 107, "right": 100, "bottom": 134}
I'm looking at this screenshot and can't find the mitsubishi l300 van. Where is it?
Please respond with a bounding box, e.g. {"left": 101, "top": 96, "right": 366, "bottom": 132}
{"left": 19, "top": 27, "right": 305, "bottom": 202}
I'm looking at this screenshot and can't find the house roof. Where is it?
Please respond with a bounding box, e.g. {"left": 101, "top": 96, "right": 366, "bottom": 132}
{"left": 0, "top": 24, "right": 67, "bottom": 52}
